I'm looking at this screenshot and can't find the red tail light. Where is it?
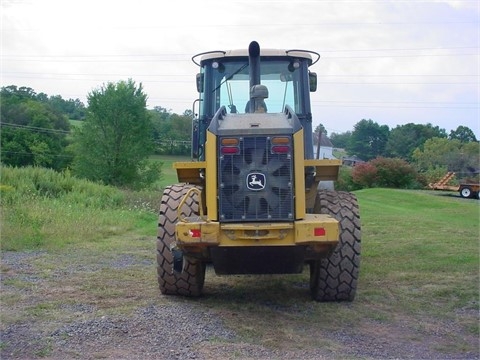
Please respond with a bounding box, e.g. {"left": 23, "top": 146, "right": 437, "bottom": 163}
{"left": 272, "top": 145, "right": 290, "bottom": 154}
{"left": 189, "top": 229, "right": 201, "bottom": 238}
{"left": 221, "top": 147, "right": 240, "bottom": 155}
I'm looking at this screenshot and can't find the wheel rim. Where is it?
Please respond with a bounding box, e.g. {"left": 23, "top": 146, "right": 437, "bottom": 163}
{"left": 461, "top": 188, "right": 471, "bottom": 198}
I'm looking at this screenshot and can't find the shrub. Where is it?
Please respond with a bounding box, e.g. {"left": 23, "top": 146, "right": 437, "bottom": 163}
{"left": 335, "top": 166, "right": 359, "bottom": 191}
{"left": 0, "top": 165, "right": 158, "bottom": 251}
{"left": 370, "top": 157, "right": 417, "bottom": 188}
{"left": 352, "top": 162, "right": 378, "bottom": 188}
{"left": 0, "top": 166, "right": 124, "bottom": 208}
{"left": 343, "top": 157, "right": 419, "bottom": 190}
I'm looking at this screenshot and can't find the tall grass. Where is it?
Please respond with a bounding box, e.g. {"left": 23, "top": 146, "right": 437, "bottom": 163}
{"left": 0, "top": 166, "right": 158, "bottom": 251}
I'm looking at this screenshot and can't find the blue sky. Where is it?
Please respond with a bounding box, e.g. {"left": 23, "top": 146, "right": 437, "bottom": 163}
{"left": 1, "top": 0, "right": 479, "bottom": 137}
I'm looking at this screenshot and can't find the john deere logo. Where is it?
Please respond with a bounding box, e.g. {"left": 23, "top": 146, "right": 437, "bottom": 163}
{"left": 246, "top": 172, "right": 266, "bottom": 191}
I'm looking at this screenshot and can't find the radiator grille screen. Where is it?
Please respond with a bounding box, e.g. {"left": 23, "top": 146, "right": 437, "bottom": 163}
{"left": 218, "top": 136, "right": 294, "bottom": 222}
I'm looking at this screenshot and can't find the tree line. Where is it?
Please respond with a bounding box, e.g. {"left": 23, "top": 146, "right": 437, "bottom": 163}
{"left": 1, "top": 82, "right": 478, "bottom": 190}
{"left": 1, "top": 82, "right": 194, "bottom": 188}
{"left": 314, "top": 119, "right": 479, "bottom": 189}
{"left": 316, "top": 120, "right": 477, "bottom": 163}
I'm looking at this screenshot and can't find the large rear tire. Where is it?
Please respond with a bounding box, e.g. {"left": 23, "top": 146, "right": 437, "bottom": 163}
{"left": 157, "top": 184, "right": 206, "bottom": 297}
{"left": 309, "top": 190, "right": 361, "bottom": 302}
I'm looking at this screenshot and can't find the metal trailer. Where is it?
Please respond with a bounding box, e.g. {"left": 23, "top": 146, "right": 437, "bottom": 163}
{"left": 428, "top": 172, "right": 480, "bottom": 199}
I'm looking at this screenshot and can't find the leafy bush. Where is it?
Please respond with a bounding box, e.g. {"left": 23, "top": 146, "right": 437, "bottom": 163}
{"left": 344, "top": 157, "right": 419, "bottom": 190}
{"left": 335, "top": 166, "right": 359, "bottom": 192}
{"left": 352, "top": 162, "right": 378, "bottom": 188}
{"left": 370, "top": 157, "right": 418, "bottom": 188}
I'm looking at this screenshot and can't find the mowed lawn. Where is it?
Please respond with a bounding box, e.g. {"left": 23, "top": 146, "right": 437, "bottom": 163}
{"left": 356, "top": 189, "right": 479, "bottom": 319}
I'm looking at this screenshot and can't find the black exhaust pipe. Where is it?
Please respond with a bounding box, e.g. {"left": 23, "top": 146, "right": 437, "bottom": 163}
{"left": 248, "top": 41, "right": 261, "bottom": 113}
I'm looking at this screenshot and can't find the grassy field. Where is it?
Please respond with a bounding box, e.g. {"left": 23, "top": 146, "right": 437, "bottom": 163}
{"left": 149, "top": 154, "right": 190, "bottom": 188}
{"left": 1, "top": 166, "right": 479, "bottom": 358}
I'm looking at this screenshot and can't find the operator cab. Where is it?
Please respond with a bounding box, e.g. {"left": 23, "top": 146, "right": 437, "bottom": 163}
{"left": 191, "top": 42, "right": 319, "bottom": 160}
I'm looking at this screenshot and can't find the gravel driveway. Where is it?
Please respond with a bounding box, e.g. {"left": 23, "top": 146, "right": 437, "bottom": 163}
{"left": 1, "top": 250, "right": 478, "bottom": 360}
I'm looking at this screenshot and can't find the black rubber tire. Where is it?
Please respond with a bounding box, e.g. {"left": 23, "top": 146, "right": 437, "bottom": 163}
{"left": 309, "top": 190, "right": 361, "bottom": 302}
{"left": 460, "top": 187, "right": 472, "bottom": 198}
{"left": 157, "top": 184, "right": 206, "bottom": 297}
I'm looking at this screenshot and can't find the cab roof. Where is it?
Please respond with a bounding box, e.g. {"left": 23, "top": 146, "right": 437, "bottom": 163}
{"left": 193, "top": 48, "right": 319, "bottom": 66}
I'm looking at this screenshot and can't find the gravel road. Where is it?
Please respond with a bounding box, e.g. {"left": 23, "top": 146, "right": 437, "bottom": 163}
{"left": 1, "top": 250, "right": 478, "bottom": 360}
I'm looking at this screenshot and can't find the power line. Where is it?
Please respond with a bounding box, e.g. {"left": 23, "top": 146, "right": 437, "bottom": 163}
{"left": 312, "top": 101, "right": 478, "bottom": 109}
{"left": 0, "top": 122, "right": 70, "bottom": 134}
{"left": 312, "top": 103, "right": 478, "bottom": 109}
{"left": 3, "top": 20, "right": 477, "bottom": 32}
{"left": 1, "top": 150, "right": 74, "bottom": 159}
{"left": 2, "top": 73, "right": 475, "bottom": 85}
{"left": 2, "top": 46, "right": 477, "bottom": 61}
{"left": 3, "top": 71, "right": 475, "bottom": 78}
{"left": 2, "top": 53, "right": 477, "bottom": 62}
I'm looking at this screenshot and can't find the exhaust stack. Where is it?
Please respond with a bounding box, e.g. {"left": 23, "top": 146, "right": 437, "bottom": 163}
{"left": 248, "top": 41, "right": 261, "bottom": 113}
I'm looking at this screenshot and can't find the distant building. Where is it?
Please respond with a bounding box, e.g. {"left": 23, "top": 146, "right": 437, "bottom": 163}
{"left": 342, "top": 155, "right": 365, "bottom": 167}
{"left": 313, "top": 133, "right": 335, "bottom": 159}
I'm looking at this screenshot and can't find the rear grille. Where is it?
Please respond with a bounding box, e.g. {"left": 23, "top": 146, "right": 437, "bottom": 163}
{"left": 218, "top": 136, "right": 294, "bottom": 222}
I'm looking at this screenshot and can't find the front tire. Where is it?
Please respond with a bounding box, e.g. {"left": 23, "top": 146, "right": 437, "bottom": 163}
{"left": 157, "top": 184, "right": 206, "bottom": 297}
{"left": 309, "top": 190, "right": 361, "bottom": 302}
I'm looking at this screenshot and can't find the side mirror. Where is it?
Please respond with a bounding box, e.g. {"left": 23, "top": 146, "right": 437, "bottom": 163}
{"left": 309, "top": 72, "right": 317, "bottom": 92}
{"left": 196, "top": 73, "right": 204, "bottom": 93}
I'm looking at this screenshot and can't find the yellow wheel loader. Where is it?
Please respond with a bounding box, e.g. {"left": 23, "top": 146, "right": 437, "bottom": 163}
{"left": 157, "top": 41, "right": 361, "bottom": 301}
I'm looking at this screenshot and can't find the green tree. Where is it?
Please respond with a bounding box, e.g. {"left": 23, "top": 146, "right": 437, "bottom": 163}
{"left": 72, "top": 79, "right": 160, "bottom": 188}
{"left": 412, "top": 137, "right": 480, "bottom": 179}
{"left": 385, "top": 123, "right": 447, "bottom": 161}
{"left": 150, "top": 107, "right": 192, "bottom": 155}
{"left": 329, "top": 131, "right": 352, "bottom": 149}
{"left": 0, "top": 86, "right": 71, "bottom": 169}
{"left": 47, "top": 95, "right": 86, "bottom": 120}
{"left": 346, "top": 119, "right": 389, "bottom": 161}
{"left": 449, "top": 125, "right": 478, "bottom": 143}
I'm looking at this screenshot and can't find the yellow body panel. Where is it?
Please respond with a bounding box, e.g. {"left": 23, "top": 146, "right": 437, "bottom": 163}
{"left": 176, "top": 214, "right": 339, "bottom": 248}
{"left": 293, "top": 130, "right": 306, "bottom": 219}
{"left": 174, "top": 161, "right": 206, "bottom": 184}
{"left": 205, "top": 131, "right": 218, "bottom": 221}
{"left": 173, "top": 159, "right": 341, "bottom": 189}
{"left": 304, "top": 159, "right": 342, "bottom": 181}
{"left": 172, "top": 129, "right": 343, "bottom": 249}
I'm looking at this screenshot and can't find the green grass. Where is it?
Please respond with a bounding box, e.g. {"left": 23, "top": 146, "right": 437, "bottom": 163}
{"left": 68, "top": 119, "right": 84, "bottom": 128}
{"left": 356, "top": 189, "right": 479, "bottom": 317}
{"left": 0, "top": 166, "right": 157, "bottom": 251}
{"left": 149, "top": 154, "right": 190, "bottom": 188}
{"left": 193, "top": 189, "right": 478, "bottom": 356}
{"left": 1, "top": 168, "right": 478, "bottom": 358}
